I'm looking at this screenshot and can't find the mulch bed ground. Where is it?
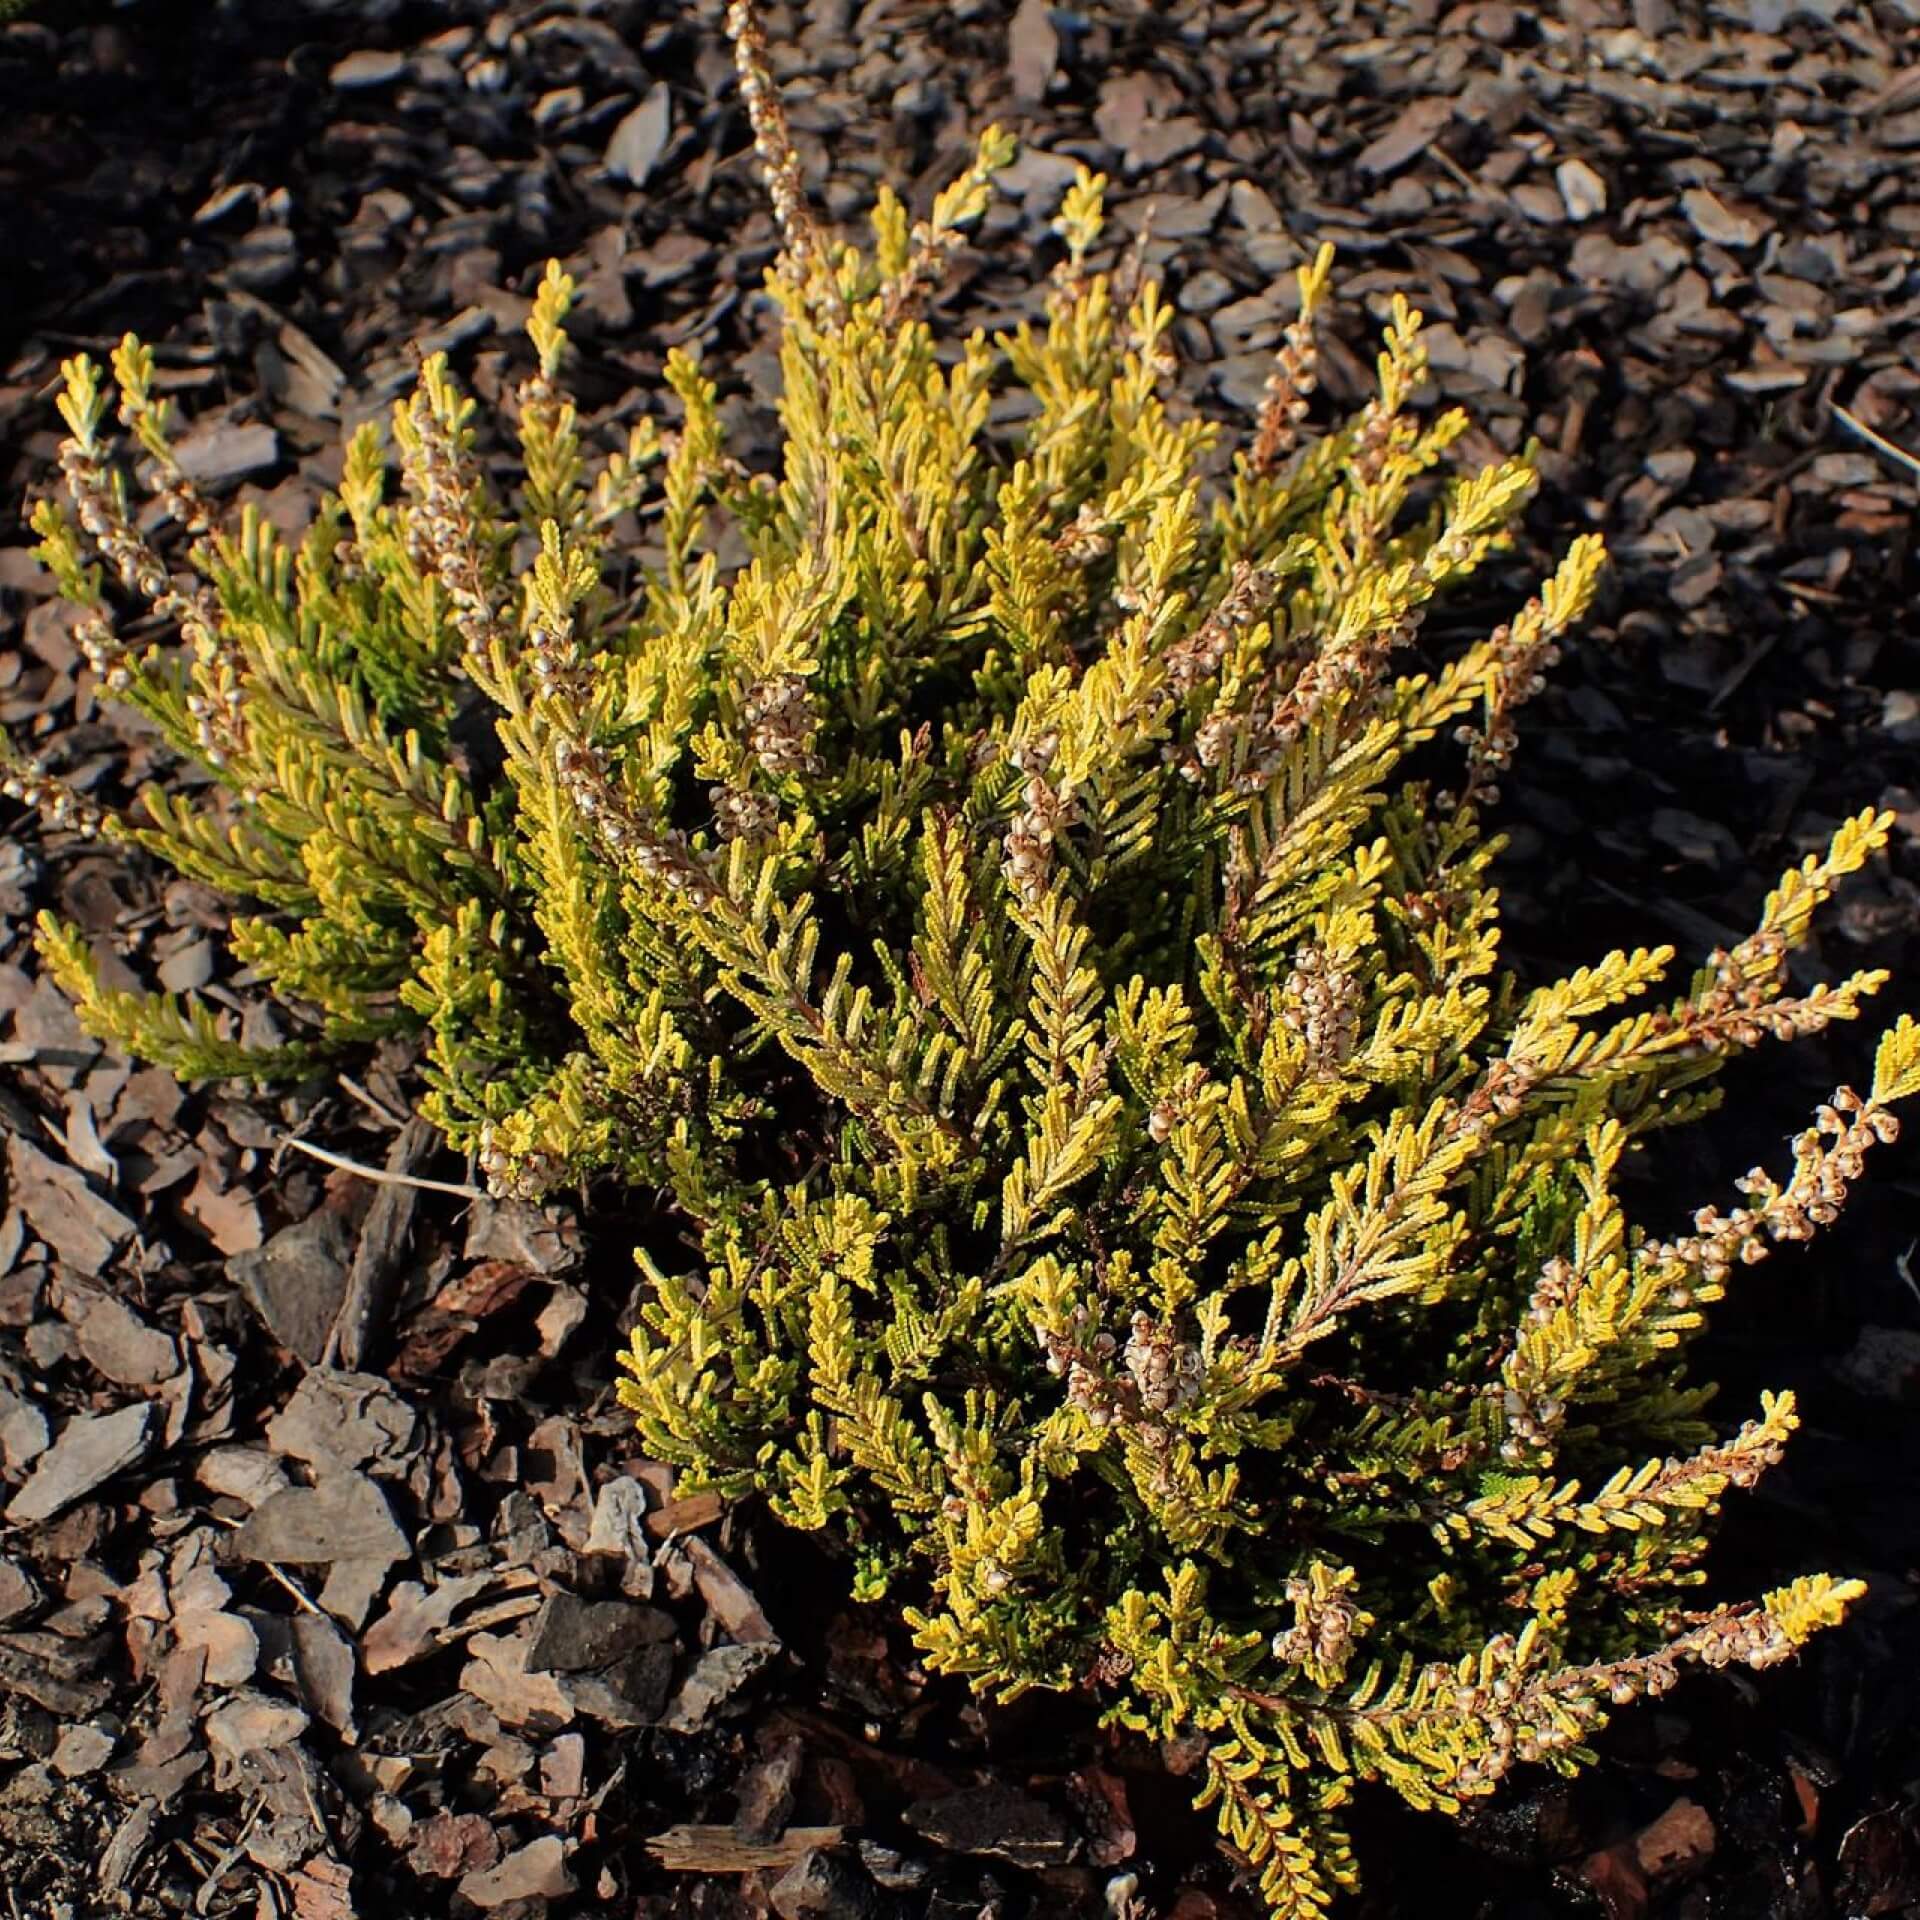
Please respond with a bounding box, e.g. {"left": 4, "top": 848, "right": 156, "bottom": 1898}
{"left": 2, "top": 0, "right": 1919, "bottom": 1915}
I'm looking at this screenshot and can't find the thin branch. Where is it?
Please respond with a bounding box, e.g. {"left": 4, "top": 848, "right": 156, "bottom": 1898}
{"left": 336, "top": 1071, "right": 412, "bottom": 1130}
{"left": 279, "top": 1132, "right": 485, "bottom": 1200}
{"left": 209, "top": 1512, "right": 327, "bottom": 1615}
{"left": 1832, "top": 403, "right": 1920, "bottom": 483}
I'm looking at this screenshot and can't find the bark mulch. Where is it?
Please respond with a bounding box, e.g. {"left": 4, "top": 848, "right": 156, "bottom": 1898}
{"left": 2, "top": 1, "right": 1919, "bottom": 1916}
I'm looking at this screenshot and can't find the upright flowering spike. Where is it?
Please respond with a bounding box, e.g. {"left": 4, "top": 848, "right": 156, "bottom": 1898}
{"left": 724, "top": 0, "right": 840, "bottom": 319}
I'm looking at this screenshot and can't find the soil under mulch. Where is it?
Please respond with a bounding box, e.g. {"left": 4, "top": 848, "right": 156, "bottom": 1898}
{"left": 2, "top": 0, "right": 1919, "bottom": 1915}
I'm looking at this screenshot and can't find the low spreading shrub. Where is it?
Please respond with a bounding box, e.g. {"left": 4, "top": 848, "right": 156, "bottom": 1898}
{"left": 15, "top": 8, "right": 1918, "bottom": 1911}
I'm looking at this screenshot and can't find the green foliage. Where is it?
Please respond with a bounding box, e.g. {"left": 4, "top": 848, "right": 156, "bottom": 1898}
{"left": 19, "top": 28, "right": 1915, "bottom": 1912}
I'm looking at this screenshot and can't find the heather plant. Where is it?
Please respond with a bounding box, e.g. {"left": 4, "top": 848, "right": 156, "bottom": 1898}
{"left": 15, "top": 8, "right": 1920, "bottom": 1912}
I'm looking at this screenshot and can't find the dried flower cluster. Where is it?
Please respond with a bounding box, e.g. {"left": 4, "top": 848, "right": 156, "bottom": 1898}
{"left": 0, "top": 755, "right": 105, "bottom": 839}
{"left": 16, "top": 15, "right": 1919, "bottom": 1914}
{"left": 1249, "top": 247, "right": 1333, "bottom": 477}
